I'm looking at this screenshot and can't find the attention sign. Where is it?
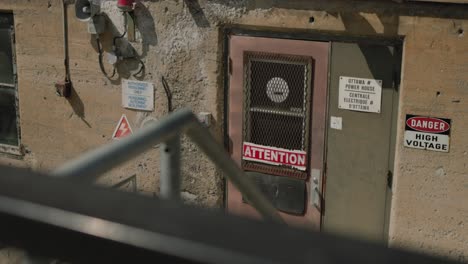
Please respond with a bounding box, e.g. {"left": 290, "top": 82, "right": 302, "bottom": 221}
{"left": 122, "top": 79, "right": 154, "bottom": 111}
{"left": 404, "top": 115, "right": 451, "bottom": 152}
{"left": 242, "top": 142, "right": 307, "bottom": 171}
{"left": 339, "top": 76, "right": 382, "bottom": 113}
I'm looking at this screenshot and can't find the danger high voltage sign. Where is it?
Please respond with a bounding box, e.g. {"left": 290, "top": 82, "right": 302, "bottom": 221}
{"left": 404, "top": 115, "right": 451, "bottom": 153}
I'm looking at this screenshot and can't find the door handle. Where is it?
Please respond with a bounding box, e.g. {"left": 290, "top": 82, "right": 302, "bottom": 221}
{"left": 311, "top": 169, "right": 321, "bottom": 210}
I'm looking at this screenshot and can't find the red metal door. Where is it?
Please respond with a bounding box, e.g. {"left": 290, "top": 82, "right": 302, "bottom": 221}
{"left": 227, "top": 35, "right": 329, "bottom": 229}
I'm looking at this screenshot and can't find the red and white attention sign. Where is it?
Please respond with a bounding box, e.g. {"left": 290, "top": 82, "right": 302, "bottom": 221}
{"left": 112, "top": 114, "right": 133, "bottom": 140}
{"left": 242, "top": 142, "right": 307, "bottom": 171}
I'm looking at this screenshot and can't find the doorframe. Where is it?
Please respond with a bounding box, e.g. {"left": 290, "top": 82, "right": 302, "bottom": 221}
{"left": 223, "top": 26, "right": 404, "bottom": 152}
{"left": 222, "top": 26, "right": 404, "bottom": 229}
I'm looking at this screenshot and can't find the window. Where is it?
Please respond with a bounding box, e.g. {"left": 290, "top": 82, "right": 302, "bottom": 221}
{"left": 0, "top": 13, "right": 20, "bottom": 155}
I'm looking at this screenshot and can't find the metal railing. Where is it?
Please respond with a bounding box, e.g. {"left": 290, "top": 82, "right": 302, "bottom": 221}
{"left": 1, "top": 165, "right": 456, "bottom": 264}
{"left": 51, "top": 108, "right": 283, "bottom": 223}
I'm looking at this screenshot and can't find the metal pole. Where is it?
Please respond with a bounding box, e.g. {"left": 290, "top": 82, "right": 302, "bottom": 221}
{"left": 62, "top": 0, "right": 70, "bottom": 82}
{"left": 186, "top": 122, "right": 284, "bottom": 224}
{"left": 160, "top": 135, "right": 181, "bottom": 201}
{"left": 52, "top": 109, "right": 194, "bottom": 182}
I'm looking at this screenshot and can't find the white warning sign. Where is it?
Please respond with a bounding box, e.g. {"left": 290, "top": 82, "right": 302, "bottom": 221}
{"left": 122, "top": 79, "right": 154, "bottom": 111}
{"left": 338, "top": 76, "right": 382, "bottom": 113}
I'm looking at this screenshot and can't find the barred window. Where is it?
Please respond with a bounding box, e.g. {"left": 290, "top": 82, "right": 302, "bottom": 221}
{"left": 0, "top": 13, "right": 20, "bottom": 154}
{"left": 242, "top": 52, "right": 312, "bottom": 178}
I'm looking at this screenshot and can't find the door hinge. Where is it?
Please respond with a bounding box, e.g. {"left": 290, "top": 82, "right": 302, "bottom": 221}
{"left": 9, "top": 26, "right": 15, "bottom": 44}
{"left": 387, "top": 170, "right": 393, "bottom": 189}
{"left": 392, "top": 70, "right": 400, "bottom": 90}
{"left": 226, "top": 136, "right": 233, "bottom": 155}
{"left": 228, "top": 57, "right": 233, "bottom": 75}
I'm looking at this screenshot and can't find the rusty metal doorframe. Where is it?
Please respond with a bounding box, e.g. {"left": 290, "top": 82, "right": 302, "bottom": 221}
{"left": 226, "top": 35, "right": 329, "bottom": 229}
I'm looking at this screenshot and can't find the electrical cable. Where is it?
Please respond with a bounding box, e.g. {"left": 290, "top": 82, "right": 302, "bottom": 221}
{"left": 161, "top": 76, "right": 173, "bottom": 113}
{"left": 133, "top": 58, "right": 145, "bottom": 78}
{"left": 114, "top": 11, "right": 145, "bottom": 78}
{"left": 113, "top": 12, "right": 128, "bottom": 51}
{"left": 96, "top": 11, "right": 145, "bottom": 80}
{"left": 95, "top": 12, "right": 129, "bottom": 79}
{"left": 96, "top": 36, "right": 116, "bottom": 79}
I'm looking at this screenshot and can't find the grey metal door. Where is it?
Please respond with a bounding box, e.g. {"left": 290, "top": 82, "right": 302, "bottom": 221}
{"left": 323, "top": 42, "right": 401, "bottom": 242}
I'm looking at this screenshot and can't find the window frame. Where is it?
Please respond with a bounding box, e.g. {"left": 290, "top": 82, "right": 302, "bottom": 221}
{"left": 0, "top": 14, "right": 21, "bottom": 156}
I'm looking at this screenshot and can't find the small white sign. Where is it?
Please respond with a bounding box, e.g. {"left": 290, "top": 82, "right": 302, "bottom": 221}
{"left": 330, "top": 116, "right": 342, "bottom": 130}
{"left": 122, "top": 79, "right": 154, "bottom": 111}
{"left": 404, "top": 131, "right": 449, "bottom": 152}
{"left": 339, "top": 76, "right": 382, "bottom": 113}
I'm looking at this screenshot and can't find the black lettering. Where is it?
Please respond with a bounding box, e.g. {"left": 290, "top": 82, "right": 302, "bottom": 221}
{"left": 442, "top": 145, "right": 448, "bottom": 151}
{"left": 406, "top": 140, "right": 413, "bottom": 145}
{"left": 416, "top": 134, "right": 422, "bottom": 140}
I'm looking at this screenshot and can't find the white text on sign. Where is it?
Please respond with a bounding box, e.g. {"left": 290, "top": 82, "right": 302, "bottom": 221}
{"left": 242, "top": 142, "right": 307, "bottom": 171}
{"left": 404, "top": 131, "right": 449, "bottom": 152}
{"left": 122, "top": 79, "right": 154, "bottom": 111}
{"left": 338, "top": 76, "right": 382, "bottom": 113}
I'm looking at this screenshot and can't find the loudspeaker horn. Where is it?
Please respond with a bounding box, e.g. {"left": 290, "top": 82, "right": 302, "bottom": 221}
{"left": 75, "top": 0, "right": 91, "bottom": 21}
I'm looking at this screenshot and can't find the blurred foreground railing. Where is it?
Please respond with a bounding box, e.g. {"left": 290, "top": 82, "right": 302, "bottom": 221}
{"left": 51, "top": 108, "right": 282, "bottom": 223}
{"left": 0, "top": 166, "right": 459, "bottom": 264}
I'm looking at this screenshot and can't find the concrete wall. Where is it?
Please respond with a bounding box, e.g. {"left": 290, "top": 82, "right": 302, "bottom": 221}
{"left": 0, "top": 0, "right": 467, "bottom": 262}
{"left": 0, "top": 0, "right": 225, "bottom": 206}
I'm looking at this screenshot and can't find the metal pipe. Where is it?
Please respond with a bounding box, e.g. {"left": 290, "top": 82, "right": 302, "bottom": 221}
{"left": 160, "top": 136, "right": 181, "bottom": 201}
{"left": 62, "top": 0, "right": 71, "bottom": 82}
{"left": 52, "top": 109, "right": 194, "bottom": 182}
{"left": 186, "top": 122, "right": 284, "bottom": 224}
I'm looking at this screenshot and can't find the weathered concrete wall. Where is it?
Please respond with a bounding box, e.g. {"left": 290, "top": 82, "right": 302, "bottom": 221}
{"left": 0, "top": 0, "right": 226, "bottom": 207}
{"left": 0, "top": 0, "right": 467, "bottom": 262}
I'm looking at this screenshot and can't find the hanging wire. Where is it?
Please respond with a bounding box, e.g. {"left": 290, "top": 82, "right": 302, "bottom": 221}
{"left": 96, "top": 36, "right": 116, "bottom": 79}
{"left": 161, "top": 76, "right": 173, "bottom": 113}
{"left": 113, "top": 11, "right": 128, "bottom": 52}
{"left": 133, "top": 58, "right": 145, "bottom": 78}
{"left": 96, "top": 11, "right": 146, "bottom": 80}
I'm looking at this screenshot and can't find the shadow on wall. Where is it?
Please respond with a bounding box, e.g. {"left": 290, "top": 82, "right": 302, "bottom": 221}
{"left": 134, "top": 2, "right": 158, "bottom": 57}
{"left": 67, "top": 86, "right": 91, "bottom": 128}
{"left": 339, "top": 12, "right": 400, "bottom": 89}
{"left": 143, "top": 0, "right": 211, "bottom": 28}
{"left": 213, "top": 0, "right": 468, "bottom": 20}
{"left": 87, "top": 4, "right": 158, "bottom": 85}
{"left": 183, "top": 0, "right": 210, "bottom": 28}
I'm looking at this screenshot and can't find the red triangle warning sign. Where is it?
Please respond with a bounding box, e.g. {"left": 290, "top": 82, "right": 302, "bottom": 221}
{"left": 112, "top": 114, "right": 133, "bottom": 140}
